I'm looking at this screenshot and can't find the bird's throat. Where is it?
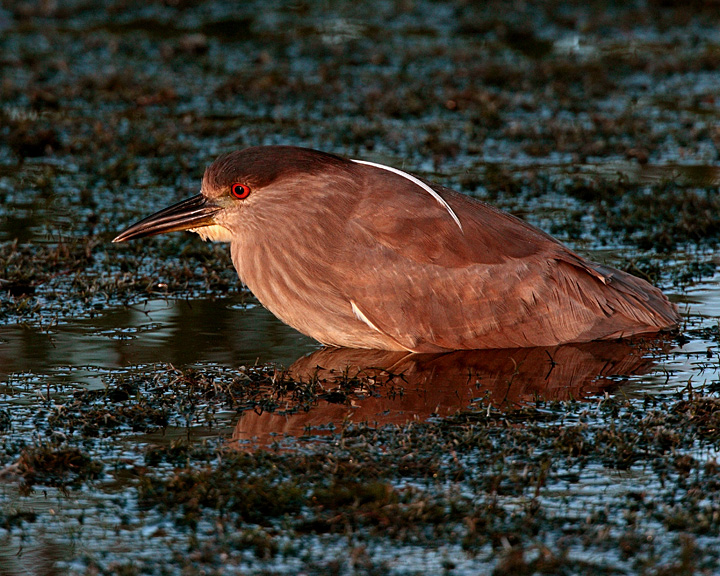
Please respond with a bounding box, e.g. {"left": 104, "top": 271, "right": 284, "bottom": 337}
{"left": 189, "top": 224, "right": 234, "bottom": 242}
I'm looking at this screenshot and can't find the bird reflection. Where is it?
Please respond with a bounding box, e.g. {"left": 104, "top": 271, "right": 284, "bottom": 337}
{"left": 231, "top": 340, "right": 665, "bottom": 447}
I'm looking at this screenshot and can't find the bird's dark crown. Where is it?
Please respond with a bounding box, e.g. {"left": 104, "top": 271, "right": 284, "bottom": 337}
{"left": 202, "top": 146, "right": 353, "bottom": 195}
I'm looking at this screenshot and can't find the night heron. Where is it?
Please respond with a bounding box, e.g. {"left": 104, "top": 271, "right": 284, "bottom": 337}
{"left": 113, "top": 146, "right": 679, "bottom": 352}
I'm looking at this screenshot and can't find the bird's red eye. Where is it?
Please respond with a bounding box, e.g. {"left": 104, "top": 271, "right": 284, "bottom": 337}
{"left": 231, "top": 183, "right": 251, "bottom": 199}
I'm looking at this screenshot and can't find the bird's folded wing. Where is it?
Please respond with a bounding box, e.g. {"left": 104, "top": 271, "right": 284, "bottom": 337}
{"left": 341, "top": 180, "right": 676, "bottom": 351}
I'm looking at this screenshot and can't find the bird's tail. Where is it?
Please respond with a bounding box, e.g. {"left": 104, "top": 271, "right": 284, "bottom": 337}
{"left": 580, "top": 260, "right": 680, "bottom": 339}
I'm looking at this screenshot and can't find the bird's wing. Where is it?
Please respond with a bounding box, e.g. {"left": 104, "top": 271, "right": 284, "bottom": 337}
{"left": 348, "top": 172, "right": 558, "bottom": 267}
{"left": 339, "top": 168, "right": 676, "bottom": 351}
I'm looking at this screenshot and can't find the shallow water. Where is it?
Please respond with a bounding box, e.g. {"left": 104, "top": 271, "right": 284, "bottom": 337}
{"left": 0, "top": 295, "right": 317, "bottom": 385}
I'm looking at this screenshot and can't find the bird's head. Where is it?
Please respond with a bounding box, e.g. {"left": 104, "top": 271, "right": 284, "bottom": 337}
{"left": 112, "top": 146, "right": 351, "bottom": 244}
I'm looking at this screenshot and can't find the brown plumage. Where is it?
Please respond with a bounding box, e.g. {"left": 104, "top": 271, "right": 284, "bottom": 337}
{"left": 113, "top": 145, "right": 679, "bottom": 352}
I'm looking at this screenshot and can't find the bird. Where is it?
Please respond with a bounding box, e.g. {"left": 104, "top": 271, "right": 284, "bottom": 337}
{"left": 113, "top": 145, "right": 679, "bottom": 352}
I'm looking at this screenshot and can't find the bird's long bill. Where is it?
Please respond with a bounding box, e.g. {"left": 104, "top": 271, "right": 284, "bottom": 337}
{"left": 112, "top": 194, "right": 221, "bottom": 243}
